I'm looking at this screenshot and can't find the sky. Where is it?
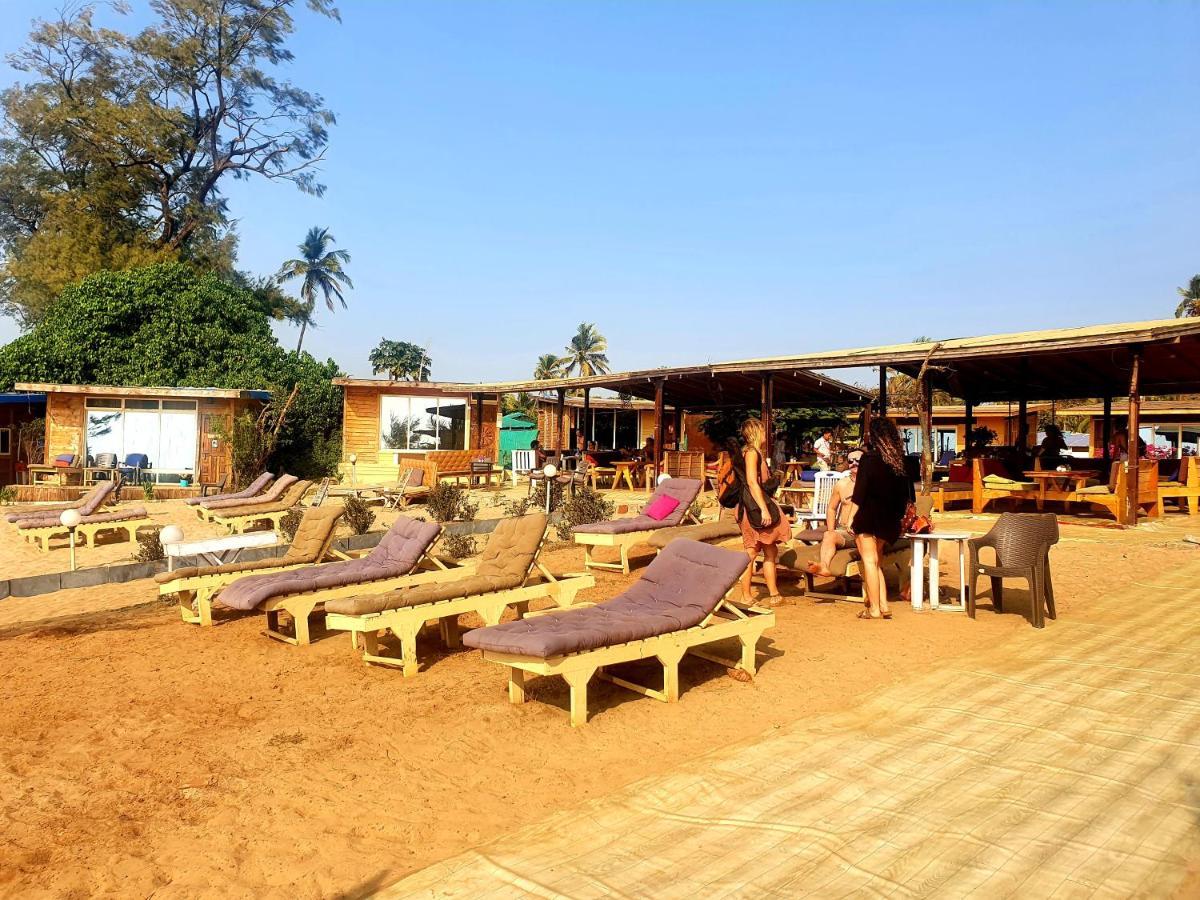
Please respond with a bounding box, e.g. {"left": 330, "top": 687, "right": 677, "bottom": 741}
{"left": 0, "top": 1, "right": 1197, "bottom": 386}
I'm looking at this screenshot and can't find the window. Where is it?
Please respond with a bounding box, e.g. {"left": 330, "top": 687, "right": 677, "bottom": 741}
{"left": 584, "top": 409, "right": 640, "bottom": 450}
{"left": 83, "top": 396, "right": 198, "bottom": 477}
{"left": 379, "top": 395, "right": 469, "bottom": 451}
{"left": 0, "top": 428, "right": 9, "bottom": 456}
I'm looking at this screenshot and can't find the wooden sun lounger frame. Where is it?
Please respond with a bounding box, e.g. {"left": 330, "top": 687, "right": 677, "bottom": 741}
{"left": 575, "top": 510, "right": 702, "bottom": 575}
{"left": 325, "top": 529, "right": 595, "bottom": 677}
{"left": 210, "top": 485, "right": 312, "bottom": 534}
{"left": 476, "top": 591, "right": 775, "bottom": 727}
{"left": 161, "top": 527, "right": 347, "bottom": 628}
{"left": 18, "top": 515, "right": 154, "bottom": 552}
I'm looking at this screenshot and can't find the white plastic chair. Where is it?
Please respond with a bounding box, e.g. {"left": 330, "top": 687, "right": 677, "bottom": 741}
{"left": 796, "top": 470, "right": 848, "bottom": 527}
{"left": 511, "top": 449, "right": 536, "bottom": 486}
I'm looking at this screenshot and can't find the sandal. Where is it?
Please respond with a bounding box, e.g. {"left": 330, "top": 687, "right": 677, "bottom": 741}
{"left": 856, "top": 609, "right": 883, "bottom": 620}
{"left": 726, "top": 667, "right": 753, "bottom": 683}
{"left": 763, "top": 594, "right": 786, "bottom": 608}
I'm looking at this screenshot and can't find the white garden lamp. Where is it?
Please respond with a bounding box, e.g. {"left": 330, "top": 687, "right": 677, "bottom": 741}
{"left": 542, "top": 464, "right": 557, "bottom": 514}
{"left": 657, "top": 473, "right": 672, "bottom": 485}
{"left": 349, "top": 453, "right": 358, "bottom": 487}
{"left": 59, "top": 508, "right": 82, "bottom": 572}
{"left": 160, "top": 524, "right": 184, "bottom": 573}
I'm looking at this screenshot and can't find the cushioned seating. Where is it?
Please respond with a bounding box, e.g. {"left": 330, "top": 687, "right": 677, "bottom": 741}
{"left": 936, "top": 481, "right": 972, "bottom": 492}
{"left": 202, "top": 473, "right": 297, "bottom": 512}
{"left": 572, "top": 478, "right": 700, "bottom": 535}
{"left": 644, "top": 518, "right": 740, "bottom": 549}
{"left": 464, "top": 539, "right": 747, "bottom": 659}
{"left": 67, "top": 506, "right": 148, "bottom": 525}
{"left": 218, "top": 516, "right": 440, "bottom": 611}
{"left": 326, "top": 512, "right": 547, "bottom": 616}
{"left": 157, "top": 505, "right": 343, "bottom": 583}
{"left": 779, "top": 538, "right": 911, "bottom": 578}
{"left": 186, "top": 471, "right": 272, "bottom": 506}
{"left": 13, "top": 481, "right": 116, "bottom": 527}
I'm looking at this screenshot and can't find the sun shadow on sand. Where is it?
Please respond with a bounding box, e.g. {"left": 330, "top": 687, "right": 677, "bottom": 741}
{"left": 0, "top": 600, "right": 166, "bottom": 641}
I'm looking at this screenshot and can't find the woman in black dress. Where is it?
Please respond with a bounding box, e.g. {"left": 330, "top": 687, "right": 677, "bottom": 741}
{"left": 851, "top": 418, "right": 914, "bottom": 620}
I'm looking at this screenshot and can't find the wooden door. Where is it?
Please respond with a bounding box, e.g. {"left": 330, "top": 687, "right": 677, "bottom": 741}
{"left": 199, "top": 412, "right": 231, "bottom": 485}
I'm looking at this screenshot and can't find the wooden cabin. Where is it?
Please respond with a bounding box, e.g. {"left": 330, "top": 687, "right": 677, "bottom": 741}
{"left": 0, "top": 392, "right": 47, "bottom": 486}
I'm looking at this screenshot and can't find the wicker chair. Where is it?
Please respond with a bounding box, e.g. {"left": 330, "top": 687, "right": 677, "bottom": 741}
{"left": 967, "top": 512, "right": 1059, "bottom": 628}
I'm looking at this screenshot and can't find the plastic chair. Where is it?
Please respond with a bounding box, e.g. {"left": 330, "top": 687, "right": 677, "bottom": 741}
{"left": 796, "top": 470, "right": 847, "bottom": 527}
{"left": 966, "top": 512, "right": 1059, "bottom": 628}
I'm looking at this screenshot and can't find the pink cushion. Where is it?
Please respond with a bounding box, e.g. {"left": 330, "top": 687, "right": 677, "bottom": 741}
{"left": 644, "top": 494, "right": 680, "bottom": 521}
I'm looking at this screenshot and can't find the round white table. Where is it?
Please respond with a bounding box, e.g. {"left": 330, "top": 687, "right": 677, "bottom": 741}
{"left": 906, "top": 531, "right": 973, "bottom": 612}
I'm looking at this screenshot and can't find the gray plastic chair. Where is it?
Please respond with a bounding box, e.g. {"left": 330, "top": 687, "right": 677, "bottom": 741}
{"left": 967, "top": 512, "right": 1059, "bottom": 628}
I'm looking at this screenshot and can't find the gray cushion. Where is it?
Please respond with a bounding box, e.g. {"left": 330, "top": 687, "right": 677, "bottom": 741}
{"left": 218, "top": 516, "right": 441, "bottom": 611}
{"left": 202, "top": 474, "right": 295, "bottom": 510}
{"left": 186, "top": 471, "right": 273, "bottom": 506}
{"left": 462, "top": 540, "right": 747, "bottom": 658}
{"left": 572, "top": 478, "right": 701, "bottom": 535}
{"left": 645, "top": 520, "right": 740, "bottom": 549}
{"left": 14, "top": 482, "right": 116, "bottom": 528}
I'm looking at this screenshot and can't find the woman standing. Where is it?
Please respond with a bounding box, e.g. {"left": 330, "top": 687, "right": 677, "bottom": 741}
{"left": 736, "top": 418, "right": 790, "bottom": 606}
{"left": 851, "top": 418, "right": 914, "bottom": 620}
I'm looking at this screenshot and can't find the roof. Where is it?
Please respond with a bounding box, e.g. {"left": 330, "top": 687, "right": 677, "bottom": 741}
{"left": 335, "top": 378, "right": 482, "bottom": 393}
{"left": 0, "top": 392, "right": 45, "bottom": 407}
{"left": 15, "top": 383, "right": 271, "bottom": 401}
{"left": 890, "top": 402, "right": 1051, "bottom": 420}
{"left": 501, "top": 412, "right": 537, "bottom": 428}
{"left": 1058, "top": 399, "right": 1200, "bottom": 417}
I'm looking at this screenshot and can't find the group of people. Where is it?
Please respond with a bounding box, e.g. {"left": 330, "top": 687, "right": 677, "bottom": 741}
{"left": 733, "top": 417, "right": 913, "bottom": 620}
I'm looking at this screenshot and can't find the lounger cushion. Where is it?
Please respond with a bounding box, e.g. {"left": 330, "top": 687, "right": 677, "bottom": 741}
{"left": 13, "top": 483, "right": 117, "bottom": 527}
{"left": 935, "top": 481, "right": 972, "bottom": 492}
{"left": 779, "top": 538, "right": 910, "bottom": 578}
{"left": 186, "top": 471, "right": 273, "bottom": 505}
{"left": 217, "top": 516, "right": 440, "bottom": 611}
{"left": 572, "top": 478, "right": 701, "bottom": 535}
{"left": 212, "top": 479, "right": 310, "bottom": 519}
{"left": 203, "top": 474, "right": 297, "bottom": 511}
{"left": 74, "top": 506, "right": 149, "bottom": 524}
{"left": 325, "top": 512, "right": 548, "bottom": 616}
{"left": 644, "top": 520, "right": 740, "bottom": 549}
{"left": 462, "top": 540, "right": 747, "bottom": 658}
{"left": 157, "top": 506, "right": 344, "bottom": 583}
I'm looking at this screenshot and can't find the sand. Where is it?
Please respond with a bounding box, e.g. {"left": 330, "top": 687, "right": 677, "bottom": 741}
{"left": 1, "top": 504, "right": 1197, "bottom": 897}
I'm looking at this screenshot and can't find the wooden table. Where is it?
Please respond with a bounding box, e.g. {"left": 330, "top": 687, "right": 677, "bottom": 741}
{"left": 783, "top": 461, "right": 807, "bottom": 486}
{"left": 779, "top": 483, "right": 814, "bottom": 512}
{"left": 611, "top": 461, "right": 639, "bottom": 491}
{"left": 1021, "top": 470, "right": 1100, "bottom": 511}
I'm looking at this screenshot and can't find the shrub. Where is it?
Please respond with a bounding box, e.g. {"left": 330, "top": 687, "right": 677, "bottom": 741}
{"left": 529, "top": 481, "right": 566, "bottom": 515}
{"left": 342, "top": 496, "right": 376, "bottom": 535}
{"left": 0, "top": 486, "right": 15, "bottom": 505}
{"left": 135, "top": 529, "right": 165, "bottom": 562}
{"left": 497, "top": 495, "right": 532, "bottom": 518}
{"left": 427, "top": 482, "right": 478, "bottom": 523}
{"left": 686, "top": 500, "right": 704, "bottom": 522}
{"left": 279, "top": 507, "right": 304, "bottom": 542}
{"left": 441, "top": 532, "right": 477, "bottom": 560}
{"left": 141, "top": 481, "right": 156, "bottom": 502}
{"left": 555, "top": 486, "right": 614, "bottom": 541}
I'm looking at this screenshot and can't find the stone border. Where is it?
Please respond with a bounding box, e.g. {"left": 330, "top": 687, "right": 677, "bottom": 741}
{"left": 0, "top": 517, "right": 508, "bottom": 602}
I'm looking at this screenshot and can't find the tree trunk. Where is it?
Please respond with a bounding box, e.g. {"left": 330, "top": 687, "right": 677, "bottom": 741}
{"left": 915, "top": 343, "right": 945, "bottom": 495}
{"left": 295, "top": 317, "right": 308, "bottom": 354}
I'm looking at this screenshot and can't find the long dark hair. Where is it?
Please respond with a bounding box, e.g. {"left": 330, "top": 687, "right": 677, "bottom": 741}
{"left": 867, "top": 417, "right": 906, "bottom": 476}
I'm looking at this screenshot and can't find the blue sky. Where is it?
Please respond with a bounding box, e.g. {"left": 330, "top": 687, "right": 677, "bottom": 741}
{"left": 0, "top": 1, "right": 1196, "bottom": 385}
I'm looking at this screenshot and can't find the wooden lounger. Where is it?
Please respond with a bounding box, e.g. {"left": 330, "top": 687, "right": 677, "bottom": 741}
{"left": 464, "top": 540, "right": 775, "bottom": 726}
{"left": 19, "top": 509, "right": 153, "bottom": 552}
{"left": 325, "top": 513, "right": 593, "bottom": 676}
{"left": 158, "top": 506, "right": 346, "bottom": 627}
{"left": 572, "top": 477, "right": 702, "bottom": 575}
{"left": 209, "top": 479, "right": 312, "bottom": 533}
{"left": 196, "top": 473, "right": 295, "bottom": 522}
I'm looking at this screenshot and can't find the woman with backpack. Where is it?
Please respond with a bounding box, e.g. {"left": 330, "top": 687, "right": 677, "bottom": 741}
{"left": 851, "top": 417, "right": 914, "bottom": 620}
{"left": 733, "top": 418, "right": 789, "bottom": 606}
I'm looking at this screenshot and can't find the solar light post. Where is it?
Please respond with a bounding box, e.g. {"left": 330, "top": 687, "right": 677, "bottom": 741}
{"left": 160, "top": 524, "right": 184, "bottom": 573}
{"left": 542, "top": 464, "right": 557, "bottom": 514}
{"left": 59, "top": 508, "right": 81, "bottom": 572}
{"left": 349, "top": 453, "right": 358, "bottom": 487}
{"left": 657, "top": 473, "right": 672, "bottom": 485}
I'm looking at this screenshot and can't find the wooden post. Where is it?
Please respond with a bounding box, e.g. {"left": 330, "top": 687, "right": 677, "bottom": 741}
{"left": 1017, "top": 397, "right": 1028, "bottom": 452}
{"left": 555, "top": 388, "right": 566, "bottom": 456}
{"left": 582, "top": 387, "right": 591, "bottom": 448}
{"left": 1101, "top": 396, "right": 1112, "bottom": 466}
{"left": 1124, "top": 351, "right": 1141, "bottom": 527}
{"left": 473, "top": 394, "right": 484, "bottom": 451}
{"left": 878, "top": 366, "right": 888, "bottom": 417}
{"left": 964, "top": 399, "right": 975, "bottom": 462}
{"left": 919, "top": 375, "right": 934, "bottom": 493}
{"left": 673, "top": 407, "right": 684, "bottom": 451}
{"left": 761, "top": 373, "right": 775, "bottom": 459}
{"left": 653, "top": 379, "right": 665, "bottom": 476}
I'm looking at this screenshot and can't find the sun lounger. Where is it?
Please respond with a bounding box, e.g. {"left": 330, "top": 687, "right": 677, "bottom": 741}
{"left": 779, "top": 537, "right": 913, "bottom": 602}
{"left": 572, "top": 477, "right": 702, "bottom": 574}
{"left": 324, "top": 512, "right": 595, "bottom": 676}
{"left": 216, "top": 515, "right": 446, "bottom": 645}
{"left": 4, "top": 480, "right": 114, "bottom": 526}
{"left": 157, "top": 505, "right": 346, "bottom": 627}
{"left": 644, "top": 508, "right": 740, "bottom": 552}
{"left": 186, "top": 471, "right": 273, "bottom": 508}
{"left": 196, "top": 473, "right": 296, "bottom": 521}
{"left": 463, "top": 539, "right": 774, "bottom": 726}
{"left": 15, "top": 482, "right": 152, "bottom": 551}
{"left": 208, "top": 479, "right": 311, "bottom": 533}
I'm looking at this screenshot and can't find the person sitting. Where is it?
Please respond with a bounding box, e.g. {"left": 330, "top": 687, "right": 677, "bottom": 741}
{"left": 531, "top": 439, "right": 548, "bottom": 469}
{"left": 582, "top": 441, "right": 600, "bottom": 467}
{"left": 805, "top": 449, "right": 862, "bottom": 578}
{"left": 1038, "top": 424, "right": 1069, "bottom": 466}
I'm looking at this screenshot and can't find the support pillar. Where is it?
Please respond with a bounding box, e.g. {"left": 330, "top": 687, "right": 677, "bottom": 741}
{"left": 760, "top": 373, "right": 775, "bottom": 459}
{"left": 964, "top": 399, "right": 975, "bottom": 462}
{"left": 1123, "top": 351, "right": 1141, "bottom": 527}
{"left": 1102, "top": 396, "right": 1112, "bottom": 468}
{"left": 582, "top": 387, "right": 591, "bottom": 448}
{"left": 555, "top": 388, "right": 566, "bottom": 457}
{"left": 653, "top": 379, "right": 665, "bottom": 477}
{"left": 878, "top": 366, "right": 888, "bottom": 417}
{"left": 673, "top": 407, "right": 684, "bottom": 451}
{"left": 473, "top": 394, "right": 484, "bottom": 452}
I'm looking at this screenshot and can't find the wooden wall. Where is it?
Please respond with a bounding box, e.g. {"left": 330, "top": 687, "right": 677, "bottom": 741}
{"left": 45, "top": 393, "right": 85, "bottom": 462}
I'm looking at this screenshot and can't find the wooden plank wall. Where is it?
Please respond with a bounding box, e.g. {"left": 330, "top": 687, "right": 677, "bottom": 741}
{"left": 46, "top": 393, "right": 85, "bottom": 462}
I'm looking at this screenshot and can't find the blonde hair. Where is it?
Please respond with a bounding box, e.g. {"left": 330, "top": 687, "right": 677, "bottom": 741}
{"left": 740, "top": 418, "right": 767, "bottom": 455}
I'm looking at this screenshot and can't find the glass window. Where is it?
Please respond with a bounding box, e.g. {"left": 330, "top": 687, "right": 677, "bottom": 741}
{"left": 85, "top": 397, "right": 122, "bottom": 409}
{"left": 615, "top": 411, "right": 638, "bottom": 450}
{"left": 124, "top": 410, "right": 162, "bottom": 465}
{"left": 0, "top": 428, "right": 9, "bottom": 456}
{"left": 1182, "top": 426, "right": 1199, "bottom": 458}
{"left": 936, "top": 430, "right": 957, "bottom": 455}
{"left": 900, "top": 427, "right": 922, "bottom": 454}
{"left": 87, "top": 411, "right": 124, "bottom": 460}
{"left": 125, "top": 399, "right": 160, "bottom": 410}
{"left": 380, "top": 396, "right": 412, "bottom": 450}
{"left": 434, "top": 398, "right": 467, "bottom": 450}
{"left": 159, "top": 410, "right": 198, "bottom": 472}
{"left": 162, "top": 400, "right": 197, "bottom": 411}
{"left": 593, "top": 411, "right": 615, "bottom": 450}
{"left": 379, "top": 395, "right": 468, "bottom": 451}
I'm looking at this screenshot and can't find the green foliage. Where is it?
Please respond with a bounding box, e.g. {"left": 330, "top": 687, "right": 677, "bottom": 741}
{"left": 534, "top": 354, "right": 563, "bottom": 380}
{"left": 135, "top": 529, "right": 165, "bottom": 563}
{"left": 342, "top": 496, "right": 376, "bottom": 535}
{"left": 441, "top": 532, "right": 477, "bottom": 560}
{"left": 698, "top": 407, "right": 854, "bottom": 450}
{"left": 969, "top": 426, "right": 998, "bottom": 451}
{"left": 0, "top": 1, "right": 341, "bottom": 323}
{"left": 277, "top": 227, "right": 353, "bottom": 352}
{"left": 0, "top": 486, "right": 15, "bottom": 505}
{"left": 141, "top": 481, "right": 156, "bottom": 502}
{"left": 560, "top": 323, "right": 610, "bottom": 378}
{"left": 426, "top": 483, "right": 479, "bottom": 523}
{"left": 555, "top": 486, "right": 614, "bottom": 542}
{"left": 501, "top": 392, "right": 537, "bottom": 418}
{"left": 369, "top": 340, "right": 431, "bottom": 381}
{"left": 529, "top": 481, "right": 567, "bottom": 515}
{"left": 1176, "top": 275, "right": 1200, "bottom": 318}
{"left": 497, "top": 495, "right": 532, "bottom": 518}
{"left": 279, "top": 508, "right": 304, "bottom": 543}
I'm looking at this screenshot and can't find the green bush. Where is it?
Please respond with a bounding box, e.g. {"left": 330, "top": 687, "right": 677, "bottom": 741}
{"left": 427, "top": 482, "right": 478, "bottom": 523}
{"left": 342, "top": 496, "right": 376, "bottom": 535}
{"left": 279, "top": 508, "right": 304, "bottom": 543}
{"left": 141, "top": 481, "right": 156, "bottom": 502}
{"left": 135, "top": 529, "right": 165, "bottom": 562}
{"left": 441, "top": 533, "right": 477, "bottom": 560}
{"left": 529, "top": 481, "right": 566, "bottom": 515}
{"left": 0, "top": 486, "right": 15, "bottom": 505}
{"left": 555, "top": 486, "right": 614, "bottom": 541}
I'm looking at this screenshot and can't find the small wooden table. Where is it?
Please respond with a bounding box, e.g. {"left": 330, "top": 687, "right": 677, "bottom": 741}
{"left": 907, "top": 531, "right": 973, "bottom": 612}
{"left": 1021, "top": 470, "right": 1100, "bottom": 511}
{"left": 165, "top": 530, "right": 280, "bottom": 572}
{"left": 779, "top": 483, "right": 814, "bottom": 512}
{"left": 783, "top": 461, "right": 807, "bottom": 486}
{"left": 611, "top": 461, "right": 639, "bottom": 491}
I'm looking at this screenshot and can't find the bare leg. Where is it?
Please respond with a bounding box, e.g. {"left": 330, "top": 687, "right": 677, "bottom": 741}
{"left": 741, "top": 547, "right": 758, "bottom": 601}
{"left": 856, "top": 532, "right": 883, "bottom": 617}
{"left": 875, "top": 537, "right": 890, "bottom": 616}
{"left": 762, "top": 542, "right": 780, "bottom": 597}
{"left": 812, "top": 531, "right": 847, "bottom": 575}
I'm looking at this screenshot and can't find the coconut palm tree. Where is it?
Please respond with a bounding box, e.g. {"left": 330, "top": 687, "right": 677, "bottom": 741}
{"left": 534, "top": 353, "right": 563, "bottom": 380}
{"left": 560, "top": 323, "right": 610, "bottom": 378}
{"left": 277, "top": 227, "right": 353, "bottom": 352}
{"left": 1176, "top": 275, "right": 1200, "bottom": 318}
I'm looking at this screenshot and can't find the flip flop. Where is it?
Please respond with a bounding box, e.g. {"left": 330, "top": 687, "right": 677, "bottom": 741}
{"left": 856, "top": 610, "right": 883, "bottom": 620}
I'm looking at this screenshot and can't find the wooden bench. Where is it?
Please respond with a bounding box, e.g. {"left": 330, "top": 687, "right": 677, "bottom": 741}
{"left": 424, "top": 450, "right": 500, "bottom": 487}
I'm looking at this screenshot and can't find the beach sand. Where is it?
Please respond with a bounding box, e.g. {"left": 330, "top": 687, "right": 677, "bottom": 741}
{"left": 0, "top": 508, "right": 1195, "bottom": 897}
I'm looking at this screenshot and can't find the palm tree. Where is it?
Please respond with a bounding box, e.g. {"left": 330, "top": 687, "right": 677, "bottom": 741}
{"left": 534, "top": 353, "right": 563, "bottom": 380}
{"left": 277, "top": 226, "right": 353, "bottom": 352}
{"left": 560, "top": 323, "right": 610, "bottom": 378}
{"left": 1176, "top": 275, "right": 1200, "bottom": 318}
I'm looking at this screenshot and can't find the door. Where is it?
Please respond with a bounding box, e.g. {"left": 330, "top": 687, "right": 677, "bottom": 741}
{"left": 199, "top": 412, "right": 231, "bottom": 485}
